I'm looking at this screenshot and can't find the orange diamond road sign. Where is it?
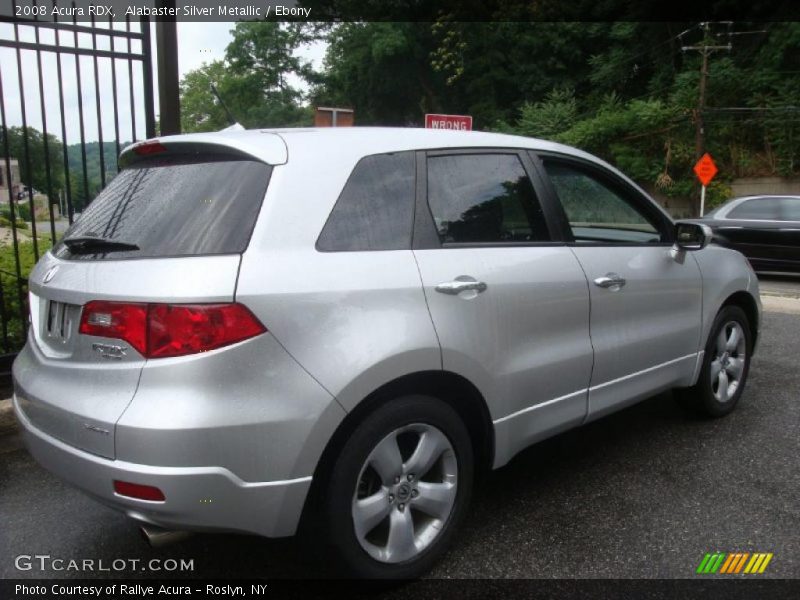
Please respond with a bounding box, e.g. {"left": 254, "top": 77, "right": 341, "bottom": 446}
{"left": 693, "top": 153, "right": 718, "bottom": 186}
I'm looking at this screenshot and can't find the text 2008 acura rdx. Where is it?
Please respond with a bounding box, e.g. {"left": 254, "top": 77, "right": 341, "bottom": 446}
{"left": 13, "top": 128, "right": 760, "bottom": 578}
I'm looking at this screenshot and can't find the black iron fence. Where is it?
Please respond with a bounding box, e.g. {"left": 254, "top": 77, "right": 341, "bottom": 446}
{"left": 0, "top": 1, "right": 156, "bottom": 362}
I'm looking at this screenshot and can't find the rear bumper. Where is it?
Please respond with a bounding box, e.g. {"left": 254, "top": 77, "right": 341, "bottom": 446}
{"left": 14, "top": 394, "right": 311, "bottom": 537}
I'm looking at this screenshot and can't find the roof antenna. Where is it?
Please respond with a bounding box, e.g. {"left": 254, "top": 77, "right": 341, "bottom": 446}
{"left": 210, "top": 83, "right": 244, "bottom": 131}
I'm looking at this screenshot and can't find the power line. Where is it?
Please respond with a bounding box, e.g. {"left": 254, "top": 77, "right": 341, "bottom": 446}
{"left": 703, "top": 106, "right": 800, "bottom": 112}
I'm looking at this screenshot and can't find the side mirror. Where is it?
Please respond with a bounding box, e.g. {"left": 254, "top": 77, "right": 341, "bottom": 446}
{"left": 674, "top": 222, "right": 712, "bottom": 251}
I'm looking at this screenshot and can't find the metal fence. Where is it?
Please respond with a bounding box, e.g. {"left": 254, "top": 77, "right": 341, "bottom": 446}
{"left": 0, "top": 1, "right": 156, "bottom": 367}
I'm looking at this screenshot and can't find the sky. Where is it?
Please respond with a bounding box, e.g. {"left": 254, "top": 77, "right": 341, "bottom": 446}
{"left": 0, "top": 21, "right": 327, "bottom": 146}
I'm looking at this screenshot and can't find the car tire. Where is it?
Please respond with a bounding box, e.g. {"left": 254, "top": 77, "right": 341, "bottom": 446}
{"left": 675, "top": 305, "right": 752, "bottom": 418}
{"left": 318, "top": 395, "right": 473, "bottom": 579}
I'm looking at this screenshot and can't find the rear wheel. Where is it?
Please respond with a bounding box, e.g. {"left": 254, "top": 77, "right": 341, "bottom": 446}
{"left": 319, "top": 395, "right": 473, "bottom": 579}
{"left": 676, "top": 305, "right": 752, "bottom": 417}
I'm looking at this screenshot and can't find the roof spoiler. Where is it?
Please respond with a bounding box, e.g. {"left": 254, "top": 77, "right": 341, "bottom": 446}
{"left": 118, "top": 132, "right": 288, "bottom": 168}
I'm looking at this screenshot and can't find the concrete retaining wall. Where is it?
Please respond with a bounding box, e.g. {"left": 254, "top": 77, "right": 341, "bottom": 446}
{"left": 730, "top": 177, "right": 800, "bottom": 197}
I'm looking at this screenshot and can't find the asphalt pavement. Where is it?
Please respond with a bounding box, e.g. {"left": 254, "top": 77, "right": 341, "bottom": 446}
{"left": 1, "top": 278, "right": 798, "bottom": 580}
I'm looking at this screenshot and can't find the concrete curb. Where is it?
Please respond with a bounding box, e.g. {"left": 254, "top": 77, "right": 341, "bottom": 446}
{"left": 761, "top": 294, "right": 800, "bottom": 315}
{"left": 761, "top": 290, "right": 800, "bottom": 300}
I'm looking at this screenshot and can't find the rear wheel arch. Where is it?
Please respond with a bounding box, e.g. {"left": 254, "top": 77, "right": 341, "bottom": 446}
{"left": 300, "top": 370, "right": 494, "bottom": 528}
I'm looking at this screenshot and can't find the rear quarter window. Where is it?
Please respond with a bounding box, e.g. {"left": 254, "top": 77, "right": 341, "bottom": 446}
{"left": 55, "top": 154, "right": 272, "bottom": 260}
{"left": 316, "top": 152, "right": 415, "bottom": 252}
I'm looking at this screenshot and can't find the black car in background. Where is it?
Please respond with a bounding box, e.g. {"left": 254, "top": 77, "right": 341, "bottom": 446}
{"left": 700, "top": 195, "right": 800, "bottom": 273}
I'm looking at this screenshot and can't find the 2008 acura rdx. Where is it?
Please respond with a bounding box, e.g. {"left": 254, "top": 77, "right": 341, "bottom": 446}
{"left": 13, "top": 128, "right": 760, "bottom": 578}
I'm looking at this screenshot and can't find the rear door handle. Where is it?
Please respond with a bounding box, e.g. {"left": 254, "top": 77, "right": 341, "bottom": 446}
{"left": 435, "top": 279, "right": 488, "bottom": 295}
{"left": 593, "top": 273, "right": 626, "bottom": 290}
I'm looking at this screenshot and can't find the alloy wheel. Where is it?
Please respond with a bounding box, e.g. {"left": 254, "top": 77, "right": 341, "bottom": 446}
{"left": 351, "top": 423, "right": 458, "bottom": 564}
{"left": 710, "top": 320, "right": 747, "bottom": 403}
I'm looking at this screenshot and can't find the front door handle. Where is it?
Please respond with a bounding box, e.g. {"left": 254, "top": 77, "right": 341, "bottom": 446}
{"left": 593, "top": 273, "right": 627, "bottom": 290}
{"left": 435, "top": 279, "right": 488, "bottom": 295}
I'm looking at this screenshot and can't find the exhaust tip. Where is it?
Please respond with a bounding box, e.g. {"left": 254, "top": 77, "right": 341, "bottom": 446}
{"left": 140, "top": 524, "right": 192, "bottom": 548}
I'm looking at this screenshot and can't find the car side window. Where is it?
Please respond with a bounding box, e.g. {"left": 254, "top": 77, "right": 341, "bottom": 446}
{"left": 727, "top": 198, "right": 781, "bottom": 220}
{"left": 542, "top": 160, "right": 664, "bottom": 244}
{"left": 780, "top": 198, "right": 800, "bottom": 221}
{"left": 426, "top": 153, "right": 550, "bottom": 244}
{"left": 317, "top": 152, "right": 415, "bottom": 252}
{"left": 727, "top": 197, "right": 793, "bottom": 221}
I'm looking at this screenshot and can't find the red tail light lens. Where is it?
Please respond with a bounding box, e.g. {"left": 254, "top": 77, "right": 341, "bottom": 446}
{"left": 147, "top": 303, "right": 266, "bottom": 358}
{"left": 79, "top": 301, "right": 266, "bottom": 359}
{"left": 114, "top": 480, "right": 165, "bottom": 501}
{"left": 79, "top": 301, "right": 148, "bottom": 355}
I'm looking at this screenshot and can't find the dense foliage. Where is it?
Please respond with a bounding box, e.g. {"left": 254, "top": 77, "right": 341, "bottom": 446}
{"left": 312, "top": 22, "right": 800, "bottom": 213}
{"left": 173, "top": 21, "right": 800, "bottom": 214}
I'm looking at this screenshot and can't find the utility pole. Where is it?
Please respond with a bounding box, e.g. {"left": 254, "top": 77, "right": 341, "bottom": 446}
{"left": 155, "top": 0, "right": 181, "bottom": 136}
{"left": 695, "top": 47, "right": 709, "bottom": 162}
{"left": 681, "top": 22, "right": 731, "bottom": 216}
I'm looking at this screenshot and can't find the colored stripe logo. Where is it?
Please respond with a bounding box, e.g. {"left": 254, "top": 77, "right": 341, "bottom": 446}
{"left": 696, "top": 552, "right": 773, "bottom": 574}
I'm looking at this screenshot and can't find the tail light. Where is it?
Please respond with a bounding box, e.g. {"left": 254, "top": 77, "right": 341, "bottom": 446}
{"left": 79, "top": 301, "right": 266, "bottom": 359}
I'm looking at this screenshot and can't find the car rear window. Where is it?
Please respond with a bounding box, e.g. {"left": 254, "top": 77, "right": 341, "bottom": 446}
{"left": 54, "top": 154, "right": 272, "bottom": 260}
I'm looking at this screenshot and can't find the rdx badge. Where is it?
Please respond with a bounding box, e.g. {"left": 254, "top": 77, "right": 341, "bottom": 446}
{"left": 91, "top": 343, "right": 127, "bottom": 360}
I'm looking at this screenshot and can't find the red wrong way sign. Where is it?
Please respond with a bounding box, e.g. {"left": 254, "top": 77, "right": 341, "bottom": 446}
{"left": 425, "top": 113, "right": 473, "bottom": 131}
{"left": 693, "top": 153, "right": 718, "bottom": 187}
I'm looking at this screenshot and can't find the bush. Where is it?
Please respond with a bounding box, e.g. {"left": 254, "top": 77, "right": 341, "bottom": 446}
{"left": 704, "top": 181, "right": 734, "bottom": 212}
{"left": 0, "top": 239, "right": 52, "bottom": 352}
{"left": 0, "top": 215, "right": 29, "bottom": 230}
{"left": 1, "top": 203, "right": 31, "bottom": 222}
{"left": 16, "top": 203, "right": 31, "bottom": 221}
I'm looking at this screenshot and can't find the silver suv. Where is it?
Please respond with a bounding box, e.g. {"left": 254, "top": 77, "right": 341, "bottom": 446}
{"left": 13, "top": 128, "right": 760, "bottom": 578}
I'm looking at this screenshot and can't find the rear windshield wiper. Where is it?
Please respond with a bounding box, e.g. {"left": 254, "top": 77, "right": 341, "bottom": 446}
{"left": 62, "top": 235, "right": 140, "bottom": 254}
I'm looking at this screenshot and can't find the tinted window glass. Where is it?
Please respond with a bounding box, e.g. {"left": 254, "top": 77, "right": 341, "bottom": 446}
{"left": 780, "top": 197, "right": 800, "bottom": 220}
{"left": 427, "top": 154, "right": 549, "bottom": 244}
{"left": 543, "top": 161, "right": 662, "bottom": 243}
{"left": 55, "top": 155, "right": 272, "bottom": 260}
{"left": 727, "top": 197, "right": 788, "bottom": 220}
{"left": 316, "top": 152, "right": 415, "bottom": 251}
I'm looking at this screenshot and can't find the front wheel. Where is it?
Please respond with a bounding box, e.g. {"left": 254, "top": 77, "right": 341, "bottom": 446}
{"left": 676, "top": 305, "right": 752, "bottom": 417}
{"left": 319, "top": 395, "right": 473, "bottom": 579}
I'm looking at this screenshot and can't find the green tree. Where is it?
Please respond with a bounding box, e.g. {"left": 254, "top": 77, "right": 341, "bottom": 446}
{"left": 0, "top": 126, "right": 65, "bottom": 199}
{"left": 313, "top": 22, "right": 445, "bottom": 125}
{"left": 180, "top": 22, "right": 322, "bottom": 132}
{"left": 511, "top": 88, "right": 579, "bottom": 140}
{"left": 180, "top": 61, "right": 235, "bottom": 132}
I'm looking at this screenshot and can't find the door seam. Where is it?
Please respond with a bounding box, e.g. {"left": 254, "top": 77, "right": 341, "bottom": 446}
{"left": 411, "top": 250, "right": 444, "bottom": 370}
{"left": 566, "top": 245, "right": 595, "bottom": 425}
